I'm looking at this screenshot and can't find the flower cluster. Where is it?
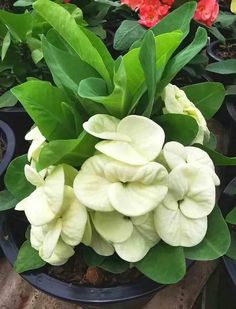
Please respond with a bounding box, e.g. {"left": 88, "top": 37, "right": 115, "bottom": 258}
{"left": 15, "top": 85, "right": 219, "bottom": 265}
{"left": 121, "top": 0, "right": 219, "bottom": 28}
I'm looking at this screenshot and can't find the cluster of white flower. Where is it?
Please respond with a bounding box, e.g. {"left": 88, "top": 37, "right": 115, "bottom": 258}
{"left": 15, "top": 86, "right": 219, "bottom": 265}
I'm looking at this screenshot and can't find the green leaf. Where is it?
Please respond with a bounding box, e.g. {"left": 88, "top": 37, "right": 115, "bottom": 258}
{"left": 82, "top": 246, "right": 105, "bottom": 267}
{"left": 0, "top": 10, "right": 32, "bottom": 42}
{"left": 139, "top": 31, "right": 156, "bottom": 117}
{"left": 1, "top": 31, "right": 11, "bottom": 61}
{"left": 207, "top": 27, "right": 225, "bottom": 44}
{"left": 114, "top": 20, "right": 146, "bottom": 51}
{"left": 11, "top": 80, "right": 80, "bottom": 141}
{"left": 42, "top": 36, "right": 100, "bottom": 95}
{"left": 78, "top": 58, "right": 129, "bottom": 118}
{"left": 14, "top": 240, "right": 46, "bottom": 273}
{"left": 100, "top": 254, "right": 129, "bottom": 274}
{"left": 37, "top": 131, "right": 97, "bottom": 170}
{"left": 226, "top": 207, "right": 236, "bottom": 225}
{"left": 226, "top": 231, "right": 236, "bottom": 259}
{"left": 226, "top": 85, "right": 236, "bottom": 96}
{"left": 136, "top": 242, "right": 186, "bottom": 284}
{"left": 13, "top": 0, "right": 34, "bottom": 6}
{"left": 33, "top": 0, "right": 113, "bottom": 90}
{"left": 157, "top": 27, "right": 208, "bottom": 94}
{"left": 195, "top": 144, "right": 236, "bottom": 166}
{"left": 4, "top": 155, "right": 34, "bottom": 200}
{"left": 156, "top": 114, "right": 198, "bottom": 145}
{"left": 185, "top": 206, "right": 230, "bottom": 260}
{"left": 182, "top": 82, "right": 225, "bottom": 120}
{"left": 0, "top": 190, "right": 18, "bottom": 211}
{"left": 206, "top": 60, "right": 236, "bottom": 75}
{"left": 0, "top": 90, "right": 18, "bottom": 108}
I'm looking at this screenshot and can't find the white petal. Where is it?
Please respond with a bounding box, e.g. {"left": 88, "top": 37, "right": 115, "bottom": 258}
{"left": 80, "top": 153, "right": 112, "bottom": 176}
{"left": 40, "top": 240, "right": 75, "bottom": 266}
{"left": 43, "top": 165, "right": 65, "bottom": 214}
{"left": 162, "top": 84, "right": 186, "bottom": 114}
{"left": 61, "top": 186, "right": 87, "bottom": 246}
{"left": 117, "top": 115, "right": 165, "bottom": 161}
{"left": 109, "top": 178, "right": 167, "bottom": 217}
{"left": 27, "top": 138, "right": 46, "bottom": 161}
{"left": 25, "top": 127, "right": 45, "bottom": 141}
{"left": 162, "top": 141, "right": 187, "bottom": 170}
{"left": 30, "top": 225, "right": 44, "bottom": 250}
{"left": 93, "top": 211, "right": 133, "bottom": 243}
{"left": 82, "top": 216, "right": 92, "bottom": 246}
{"left": 154, "top": 204, "right": 207, "bottom": 247}
{"left": 114, "top": 228, "right": 152, "bottom": 262}
{"left": 96, "top": 140, "right": 148, "bottom": 165}
{"left": 42, "top": 219, "right": 62, "bottom": 259}
{"left": 73, "top": 173, "right": 113, "bottom": 211}
{"left": 21, "top": 188, "right": 56, "bottom": 226}
{"left": 168, "top": 164, "right": 216, "bottom": 219}
{"left": 63, "top": 164, "right": 78, "bottom": 186}
{"left": 90, "top": 228, "right": 114, "bottom": 256}
{"left": 83, "top": 114, "right": 130, "bottom": 141}
{"left": 24, "top": 164, "right": 45, "bottom": 187}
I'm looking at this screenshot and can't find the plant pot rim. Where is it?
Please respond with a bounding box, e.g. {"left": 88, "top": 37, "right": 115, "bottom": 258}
{"left": 0, "top": 212, "right": 163, "bottom": 305}
{"left": 0, "top": 120, "right": 15, "bottom": 177}
{"left": 206, "top": 38, "right": 236, "bottom": 62}
{"left": 0, "top": 106, "right": 25, "bottom": 113}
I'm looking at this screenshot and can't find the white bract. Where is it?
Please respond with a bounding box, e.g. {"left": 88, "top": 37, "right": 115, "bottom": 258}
{"left": 83, "top": 114, "right": 165, "bottom": 165}
{"left": 73, "top": 154, "right": 168, "bottom": 216}
{"left": 154, "top": 163, "right": 216, "bottom": 247}
{"left": 162, "top": 84, "right": 210, "bottom": 144}
{"left": 25, "top": 127, "right": 46, "bottom": 162}
{"left": 162, "top": 141, "right": 220, "bottom": 185}
{"left": 30, "top": 185, "right": 88, "bottom": 265}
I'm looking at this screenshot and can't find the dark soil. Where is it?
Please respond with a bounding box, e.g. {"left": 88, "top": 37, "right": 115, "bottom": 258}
{"left": 0, "top": 0, "right": 15, "bottom": 11}
{"left": 215, "top": 42, "right": 236, "bottom": 60}
{"left": 48, "top": 247, "right": 141, "bottom": 287}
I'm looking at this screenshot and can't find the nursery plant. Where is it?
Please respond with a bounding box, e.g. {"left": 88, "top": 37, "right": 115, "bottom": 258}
{"left": 1, "top": 0, "right": 236, "bottom": 294}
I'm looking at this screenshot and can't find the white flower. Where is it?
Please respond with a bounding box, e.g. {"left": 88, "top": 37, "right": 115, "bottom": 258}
{"left": 162, "top": 84, "right": 210, "bottom": 144}
{"left": 25, "top": 127, "right": 46, "bottom": 162}
{"left": 30, "top": 186, "right": 88, "bottom": 265}
{"left": 15, "top": 164, "right": 78, "bottom": 226}
{"left": 161, "top": 141, "right": 220, "bottom": 185}
{"left": 83, "top": 114, "right": 165, "bottom": 165}
{"left": 73, "top": 154, "right": 168, "bottom": 216}
{"left": 154, "top": 163, "right": 216, "bottom": 247}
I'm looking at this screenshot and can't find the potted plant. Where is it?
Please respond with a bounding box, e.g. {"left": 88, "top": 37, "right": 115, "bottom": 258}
{"left": 0, "top": 0, "right": 234, "bottom": 308}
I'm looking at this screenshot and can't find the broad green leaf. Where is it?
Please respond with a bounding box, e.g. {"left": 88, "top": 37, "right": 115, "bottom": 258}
{"left": 100, "top": 254, "right": 129, "bottom": 274}
{"left": 0, "top": 90, "right": 17, "bottom": 108}
{"left": 82, "top": 246, "right": 105, "bottom": 267}
{"left": 124, "top": 31, "right": 183, "bottom": 98}
{"left": 114, "top": 20, "right": 146, "bottom": 51}
{"left": 139, "top": 31, "right": 156, "bottom": 117}
{"left": 226, "top": 207, "right": 236, "bottom": 224}
{"left": 156, "top": 114, "right": 198, "bottom": 145}
{"left": 26, "top": 37, "right": 43, "bottom": 64}
{"left": 42, "top": 36, "right": 100, "bottom": 95}
{"left": 0, "top": 10, "right": 32, "bottom": 42}
{"left": 226, "top": 231, "right": 236, "bottom": 259}
{"left": 207, "top": 27, "right": 225, "bottom": 44}
{"left": 13, "top": 0, "right": 33, "bottom": 6}
{"left": 4, "top": 155, "right": 34, "bottom": 200}
{"left": 0, "top": 190, "right": 18, "bottom": 211}
{"left": 157, "top": 27, "right": 208, "bottom": 94}
{"left": 206, "top": 60, "right": 236, "bottom": 74}
{"left": 37, "top": 131, "right": 97, "bottom": 170}
{"left": 78, "top": 58, "right": 129, "bottom": 118}
{"left": 1, "top": 31, "right": 11, "bottom": 61}
{"left": 33, "top": 0, "right": 113, "bottom": 89}
{"left": 14, "top": 240, "right": 46, "bottom": 273}
{"left": 11, "top": 80, "right": 81, "bottom": 141}
{"left": 185, "top": 206, "right": 230, "bottom": 260}
{"left": 136, "top": 242, "right": 186, "bottom": 284}
{"left": 195, "top": 144, "right": 236, "bottom": 166}
{"left": 182, "top": 82, "right": 225, "bottom": 120}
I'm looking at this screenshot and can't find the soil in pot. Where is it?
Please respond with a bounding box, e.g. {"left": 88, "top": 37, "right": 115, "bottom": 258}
{"left": 214, "top": 42, "right": 236, "bottom": 60}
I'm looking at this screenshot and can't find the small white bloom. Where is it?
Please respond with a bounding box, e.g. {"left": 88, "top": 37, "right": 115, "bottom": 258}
{"left": 162, "top": 84, "right": 210, "bottom": 144}
{"left": 74, "top": 154, "right": 168, "bottom": 216}
{"left": 154, "top": 163, "right": 216, "bottom": 247}
{"left": 25, "top": 127, "right": 46, "bottom": 162}
{"left": 83, "top": 114, "right": 165, "bottom": 165}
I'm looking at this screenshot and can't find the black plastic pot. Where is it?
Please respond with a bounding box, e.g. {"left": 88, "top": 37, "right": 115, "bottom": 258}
{"left": 0, "top": 120, "right": 15, "bottom": 191}
{"left": 0, "top": 106, "right": 33, "bottom": 158}
{"left": 218, "top": 177, "right": 236, "bottom": 294}
{"left": 0, "top": 212, "right": 163, "bottom": 309}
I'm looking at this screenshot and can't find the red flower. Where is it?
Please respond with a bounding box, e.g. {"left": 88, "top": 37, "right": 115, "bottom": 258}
{"left": 121, "top": 0, "right": 143, "bottom": 10}
{"left": 193, "top": 0, "right": 219, "bottom": 27}
{"left": 63, "top": 0, "right": 71, "bottom": 3}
